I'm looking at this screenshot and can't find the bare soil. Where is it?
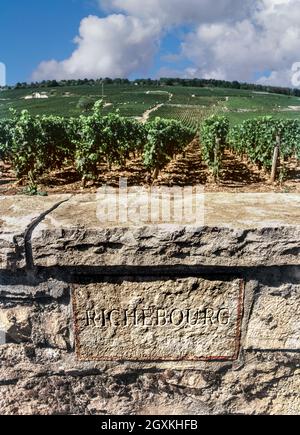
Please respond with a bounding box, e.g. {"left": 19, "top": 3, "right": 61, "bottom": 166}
{"left": 0, "top": 139, "right": 299, "bottom": 195}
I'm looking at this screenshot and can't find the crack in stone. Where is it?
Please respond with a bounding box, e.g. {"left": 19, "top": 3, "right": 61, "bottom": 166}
{"left": 24, "top": 197, "right": 73, "bottom": 270}
{"left": 0, "top": 378, "right": 19, "bottom": 386}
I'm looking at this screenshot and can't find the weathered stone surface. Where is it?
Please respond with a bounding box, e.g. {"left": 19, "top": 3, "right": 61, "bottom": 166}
{"left": 0, "top": 272, "right": 298, "bottom": 414}
{"left": 32, "top": 226, "right": 300, "bottom": 268}
{"left": 0, "top": 193, "right": 298, "bottom": 269}
{"left": 0, "top": 195, "right": 71, "bottom": 270}
{"left": 73, "top": 278, "right": 244, "bottom": 361}
{"left": 245, "top": 282, "right": 300, "bottom": 350}
{"left": 30, "top": 193, "right": 300, "bottom": 268}
{"left": 0, "top": 345, "right": 299, "bottom": 415}
{"left": 0, "top": 192, "right": 299, "bottom": 415}
{"left": 30, "top": 192, "right": 300, "bottom": 229}
{"left": 0, "top": 300, "right": 72, "bottom": 350}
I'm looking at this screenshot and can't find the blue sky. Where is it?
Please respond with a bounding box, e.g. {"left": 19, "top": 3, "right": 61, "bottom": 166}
{"left": 0, "top": 0, "right": 100, "bottom": 84}
{"left": 0, "top": 0, "right": 299, "bottom": 87}
{"left": 0, "top": 0, "right": 185, "bottom": 85}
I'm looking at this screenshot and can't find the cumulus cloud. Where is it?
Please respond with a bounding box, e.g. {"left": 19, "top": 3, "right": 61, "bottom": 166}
{"left": 33, "top": 14, "right": 160, "bottom": 81}
{"left": 176, "top": 0, "right": 300, "bottom": 85}
{"left": 100, "top": 0, "right": 252, "bottom": 26}
{"left": 32, "top": 0, "right": 300, "bottom": 87}
{"left": 257, "top": 70, "right": 296, "bottom": 87}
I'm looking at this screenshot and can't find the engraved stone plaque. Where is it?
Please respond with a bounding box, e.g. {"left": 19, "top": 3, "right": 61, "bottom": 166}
{"left": 73, "top": 278, "right": 244, "bottom": 361}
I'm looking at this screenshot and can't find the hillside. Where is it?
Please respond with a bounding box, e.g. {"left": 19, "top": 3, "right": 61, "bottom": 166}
{"left": 0, "top": 82, "right": 299, "bottom": 196}
{"left": 1, "top": 83, "right": 300, "bottom": 126}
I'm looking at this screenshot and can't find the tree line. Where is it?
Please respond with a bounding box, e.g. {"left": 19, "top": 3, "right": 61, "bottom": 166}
{"left": 1, "top": 77, "right": 299, "bottom": 98}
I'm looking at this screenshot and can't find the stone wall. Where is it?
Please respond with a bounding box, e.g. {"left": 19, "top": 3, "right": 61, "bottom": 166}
{"left": 0, "top": 193, "right": 299, "bottom": 415}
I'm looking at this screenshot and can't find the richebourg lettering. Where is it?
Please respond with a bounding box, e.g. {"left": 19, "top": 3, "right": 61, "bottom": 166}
{"left": 84, "top": 306, "right": 231, "bottom": 328}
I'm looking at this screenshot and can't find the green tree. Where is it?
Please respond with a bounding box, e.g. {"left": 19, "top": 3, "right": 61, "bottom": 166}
{"left": 77, "top": 96, "right": 96, "bottom": 113}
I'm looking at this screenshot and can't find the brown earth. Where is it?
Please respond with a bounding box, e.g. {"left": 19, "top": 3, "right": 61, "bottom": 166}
{"left": 0, "top": 140, "right": 299, "bottom": 195}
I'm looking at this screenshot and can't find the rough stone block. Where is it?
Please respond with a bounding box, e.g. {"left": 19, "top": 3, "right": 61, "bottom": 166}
{"left": 73, "top": 278, "right": 244, "bottom": 361}
{"left": 245, "top": 283, "right": 300, "bottom": 350}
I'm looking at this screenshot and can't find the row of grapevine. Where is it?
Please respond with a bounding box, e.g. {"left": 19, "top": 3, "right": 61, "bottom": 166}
{"left": 200, "top": 115, "right": 229, "bottom": 179}
{"left": 0, "top": 119, "right": 14, "bottom": 162}
{"left": 0, "top": 104, "right": 194, "bottom": 187}
{"left": 74, "top": 108, "right": 145, "bottom": 183}
{"left": 149, "top": 104, "right": 220, "bottom": 132}
{"left": 200, "top": 115, "right": 300, "bottom": 180}
{"left": 0, "top": 110, "right": 76, "bottom": 185}
{"left": 228, "top": 117, "right": 300, "bottom": 169}
{"left": 144, "top": 117, "right": 195, "bottom": 177}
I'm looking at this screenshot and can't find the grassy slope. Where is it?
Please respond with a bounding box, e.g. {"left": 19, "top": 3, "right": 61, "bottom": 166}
{"left": 0, "top": 84, "right": 169, "bottom": 119}
{"left": 1, "top": 84, "right": 300, "bottom": 125}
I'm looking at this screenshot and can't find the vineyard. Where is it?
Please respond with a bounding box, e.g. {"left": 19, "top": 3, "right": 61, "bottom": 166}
{"left": 0, "top": 105, "right": 194, "bottom": 191}
{"left": 149, "top": 104, "right": 219, "bottom": 131}
{"left": 201, "top": 115, "right": 300, "bottom": 183}
{"left": 0, "top": 82, "right": 299, "bottom": 194}
{"left": 2, "top": 82, "right": 300, "bottom": 124}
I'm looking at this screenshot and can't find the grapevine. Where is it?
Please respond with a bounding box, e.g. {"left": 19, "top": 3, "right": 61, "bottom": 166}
{"left": 200, "top": 115, "right": 229, "bottom": 179}
{"left": 228, "top": 117, "right": 300, "bottom": 170}
{"left": 143, "top": 117, "right": 194, "bottom": 178}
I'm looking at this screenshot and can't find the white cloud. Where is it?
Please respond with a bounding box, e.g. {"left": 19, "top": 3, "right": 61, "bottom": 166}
{"left": 257, "top": 70, "right": 295, "bottom": 87}
{"left": 33, "top": 14, "right": 160, "bottom": 81}
{"left": 100, "top": 0, "right": 251, "bottom": 26}
{"left": 0, "top": 62, "right": 6, "bottom": 86}
{"left": 32, "top": 0, "right": 300, "bottom": 87}
{"left": 176, "top": 0, "right": 300, "bottom": 86}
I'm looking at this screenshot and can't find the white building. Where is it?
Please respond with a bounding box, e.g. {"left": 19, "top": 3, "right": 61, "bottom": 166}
{"left": 24, "top": 92, "right": 49, "bottom": 100}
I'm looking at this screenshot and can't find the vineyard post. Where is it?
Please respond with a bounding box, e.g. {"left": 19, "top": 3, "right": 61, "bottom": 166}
{"left": 214, "top": 137, "right": 221, "bottom": 182}
{"left": 270, "top": 135, "right": 281, "bottom": 183}
{"left": 152, "top": 166, "right": 160, "bottom": 180}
